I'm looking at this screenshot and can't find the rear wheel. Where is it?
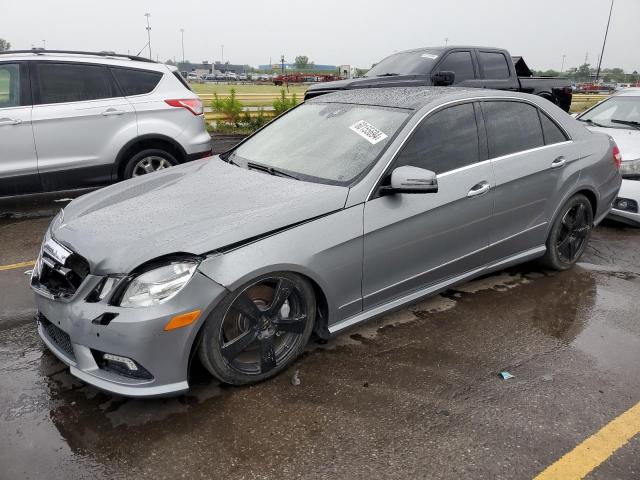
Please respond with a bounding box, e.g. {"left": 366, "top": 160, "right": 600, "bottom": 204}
{"left": 198, "top": 272, "right": 315, "bottom": 385}
{"left": 123, "top": 148, "right": 178, "bottom": 179}
{"left": 541, "top": 194, "right": 593, "bottom": 270}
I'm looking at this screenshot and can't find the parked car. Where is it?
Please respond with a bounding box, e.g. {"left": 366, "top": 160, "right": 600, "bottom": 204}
{"left": 186, "top": 72, "right": 199, "bottom": 81}
{"left": 305, "top": 46, "right": 573, "bottom": 111}
{"left": 203, "top": 74, "right": 216, "bottom": 82}
{"left": 32, "top": 87, "right": 620, "bottom": 397}
{"left": 238, "top": 74, "right": 248, "bottom": 81}
{"left": 576, "top": 88, "right": 640, "bottom": 225}
{"left": 0, "top": 50, "right": 211, "bottom": 197}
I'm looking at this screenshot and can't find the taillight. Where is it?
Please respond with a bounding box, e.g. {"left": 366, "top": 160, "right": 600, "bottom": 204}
{"left": 612, "top": 145, "right": 622, "bottom": 169}
{"left": 164, "top": 99, "right": 203, "bottom": 116}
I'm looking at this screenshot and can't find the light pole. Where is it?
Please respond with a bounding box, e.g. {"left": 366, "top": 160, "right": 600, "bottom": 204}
{"left": 180, "top": 29, "right": 185, "bottom": 64}
{"left": 145, "top": 13, "right": 152, "bottom": 60}
{"left": 595, "top": 0, "right": 614, "bottom": 83}
{"left": 560, "top": 54, "right": 566, "bottom": 73}
{"left": 42, "top": 39, "right": 46, "bottom": 49}
{"left": 221, "top": 44, "right": 224, "bottom": 63}
{"left": 444, "top": 37, "right": 448, "bottom": 46}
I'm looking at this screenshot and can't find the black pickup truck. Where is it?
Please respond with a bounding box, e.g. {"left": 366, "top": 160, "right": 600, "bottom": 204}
{"left": 305, "top": 46, "right": 572, "bottom": 111}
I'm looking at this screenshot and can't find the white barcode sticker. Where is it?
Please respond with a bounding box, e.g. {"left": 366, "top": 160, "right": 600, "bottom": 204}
{"left": 421, "top": 53, "right": 438, "bottom": 59}
{"left": 349, "top": 120, "right": 388, "bottom": 145}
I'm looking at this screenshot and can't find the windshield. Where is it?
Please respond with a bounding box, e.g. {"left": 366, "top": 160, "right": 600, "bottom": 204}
{"left": 579, "top": 96, "right": 640, "bottom": 129}
{"left": 228, "top": 103, "right": 410, "bottom": 185}
{"left": 364, "top": 50, "right": 442, "bottom": 77}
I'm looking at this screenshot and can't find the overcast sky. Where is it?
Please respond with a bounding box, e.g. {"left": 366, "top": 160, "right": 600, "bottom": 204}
{"left": 3, "top": 0, "right": 638, "bottom": 72}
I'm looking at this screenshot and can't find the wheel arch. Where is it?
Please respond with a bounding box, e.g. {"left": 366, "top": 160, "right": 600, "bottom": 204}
{"left": 547, "top": 184, "right": 599, "bottom": 237}
{"left": 113, "top": 134, "right": 187, "bottom": 180}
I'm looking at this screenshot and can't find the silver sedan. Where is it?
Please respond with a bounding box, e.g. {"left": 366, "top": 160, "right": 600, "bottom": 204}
{"left": 31, "top": 87, "right": 621, "bottom": 397}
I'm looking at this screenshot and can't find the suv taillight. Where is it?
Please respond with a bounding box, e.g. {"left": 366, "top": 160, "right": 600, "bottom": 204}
{"left": 613, "top": 145, "right": 622, "bottom": 169}
{"left": 165, "top": 99, "right": 203, "bottom": 116}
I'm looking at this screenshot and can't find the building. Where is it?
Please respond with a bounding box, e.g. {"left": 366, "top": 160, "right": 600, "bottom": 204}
{"left": 177, "top": 61, "right": 248, "bottom": 75}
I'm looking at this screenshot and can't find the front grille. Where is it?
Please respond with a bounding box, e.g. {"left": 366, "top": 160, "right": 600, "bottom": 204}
{"left": 38, "top": 314, "right": 75, "bottom": 361}
{"left": 35, "top": 243, "right": 90, "bottom": 299}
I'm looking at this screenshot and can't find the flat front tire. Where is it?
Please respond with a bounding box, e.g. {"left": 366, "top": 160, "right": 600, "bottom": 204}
{"left": 541, "top": 194, "right": 593, "bottom": 270}
{"left": 198, "top": 272, "right": 315, "bottom": 385}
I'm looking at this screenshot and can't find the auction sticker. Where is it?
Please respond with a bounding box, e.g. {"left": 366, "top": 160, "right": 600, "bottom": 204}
{"left": 350, "top": 120, "right": 388, "bottom": 145}
{"left": 421, "top": 53, "right": 438, "bottom": 59}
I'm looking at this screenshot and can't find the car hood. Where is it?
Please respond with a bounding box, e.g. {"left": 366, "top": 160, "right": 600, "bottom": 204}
{"left": 52, "top": 158, "right": 349, "bottom": 274}
{"left": 586, "top": 126, "right": 640, "bottom": 161}
{"left": 306, "top": 75, "right": 428, "bottom": 93}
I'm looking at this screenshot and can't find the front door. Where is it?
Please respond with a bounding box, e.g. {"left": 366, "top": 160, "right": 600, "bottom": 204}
{"left": 0, "top": 62, "right": 39, "bottom": 196}
{"left": 362, "top": 102, "right": 494, "bottom": 309}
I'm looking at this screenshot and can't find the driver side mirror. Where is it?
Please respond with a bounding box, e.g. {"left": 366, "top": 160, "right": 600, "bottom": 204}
{"left": 380, "top": 166, "right": 438, "bottom": 195}
{"left": 431, "top": 71, "right": 455, "bottom": 86}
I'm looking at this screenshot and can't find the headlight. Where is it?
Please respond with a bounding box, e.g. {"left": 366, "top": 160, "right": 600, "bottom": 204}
{"left": 119, "top": 261, "right": 199, "bottom": 308}
{"left": 620, "top": 158, "right": 640, "bottom": 176}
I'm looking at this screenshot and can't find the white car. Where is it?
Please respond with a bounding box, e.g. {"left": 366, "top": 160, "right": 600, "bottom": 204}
{"left": 0, "top": 50, "right": 211, "bottom": 197}
{"left": 576, "top": 88, "right": 640, "bottom": 225}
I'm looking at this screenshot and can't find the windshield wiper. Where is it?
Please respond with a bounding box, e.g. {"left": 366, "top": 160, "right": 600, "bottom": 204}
{"left": 611, "top": 119, "right": 640, "bottom": 130}
{"left": 376, "top": 73, "right": 399, "bottom": 77}
{"left": 578, "top": 118, "right": 607, "bottom": 128}
{"left": 246, "top": 162, "right": 300, "bottom": 181}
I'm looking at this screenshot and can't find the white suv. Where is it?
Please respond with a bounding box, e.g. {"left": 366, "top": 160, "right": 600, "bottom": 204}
{"left": 0, "top": 50, "right": 212, "bottom": 197}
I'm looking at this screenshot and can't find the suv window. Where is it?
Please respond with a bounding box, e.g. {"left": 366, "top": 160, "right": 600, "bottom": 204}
{"left": 539, "top": 111, "right": 569, "bottom": 145}
{"left": 0, "top": 63, "right": 20, "bottom": 108}
{"left": 482, "top": 101, "right": 544, "bottom": 158}
{"left": 437, "top": 51, "right": 475, "bottom": 83}
{"left": 112, "top": 67, "right": 163, "bottom": 96}
{"left": 478, "top": 52, "right": 510, "bottom": 79}
{"left": 34, "top": 63, "right": 117, "bottom": 104}
{"left": 394, "top": 103, "right": 480, "bottom": 174}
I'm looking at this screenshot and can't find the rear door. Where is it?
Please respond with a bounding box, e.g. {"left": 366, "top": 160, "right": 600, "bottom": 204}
{"left": 481, "top": 100, "right": 574, "bottom": 258}
{"left": 0, "top": 62, "right": 39, "bottom": 196}
{"left": 31, "top": 61, "right": 136, "bottom": 191}
{"left": 476, "top": 50, "right": 519, "bottom": 91}
{"left": 362, "top": 102, "right": 494, "bottom": 308}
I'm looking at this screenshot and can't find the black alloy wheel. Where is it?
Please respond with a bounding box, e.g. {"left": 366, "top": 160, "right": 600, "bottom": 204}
{"left": 199, "top": 273, "right": 315, "bottom": 384}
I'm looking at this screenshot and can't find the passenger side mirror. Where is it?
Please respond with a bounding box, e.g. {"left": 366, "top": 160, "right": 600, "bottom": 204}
{"left": 381, "top": 166, "right": 438, "bottom": 195}
{"left": 431, "top": 71, "right": 455, "bottom": 86}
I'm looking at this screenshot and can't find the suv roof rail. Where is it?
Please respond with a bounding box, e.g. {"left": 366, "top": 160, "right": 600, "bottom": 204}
{"left": 0, "top": 49, "right": 157, "bottom": 63}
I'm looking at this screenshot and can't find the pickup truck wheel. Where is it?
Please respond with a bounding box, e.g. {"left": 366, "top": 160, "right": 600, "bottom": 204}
{"left": 123, "top": 148, "right": 178, "bottom": 179}
{"left": 540, "top": 194, "right": 593, "bottom": 271}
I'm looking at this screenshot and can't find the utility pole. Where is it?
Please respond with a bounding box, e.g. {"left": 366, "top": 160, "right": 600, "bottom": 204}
{"left": 560, "top": 54, "right": 566, "bottom": 73}
{"left": 180, "top": 29, "right": 185, "bottom": 64}
{"left": 444, "top": 37, "right": 448, "bottom": 46}
{"left": 221, "top": 44, "right": 224, "bottom": 63}
{"left": 42, "top": 39, "right": 46, "bottom": 49}
{"left": 281, "top": 54, "right": 285, "bottom": 75}
{"left": 595, "top": 0, "right": 614, "bottom": 83}
{"left": 145, "top": 13, "right": 152, "bottom": 60}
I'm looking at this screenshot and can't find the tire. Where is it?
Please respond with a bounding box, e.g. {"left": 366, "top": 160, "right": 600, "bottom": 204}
{"left": 198, "top": 272, "right": 316, "bottom": 385}
{"left": 540, "top": 194, "right": 593, "bottom": 271}
{"left": 123, "top": 148, "right": 178, "bottom": 179}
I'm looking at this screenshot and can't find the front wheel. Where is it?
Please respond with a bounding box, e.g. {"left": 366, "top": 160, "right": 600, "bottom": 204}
{"left": 198, "top": 272, "right": 315, "bottom": 385}
{"left": 541, "top": 194, "right": 593, "bottom": 270}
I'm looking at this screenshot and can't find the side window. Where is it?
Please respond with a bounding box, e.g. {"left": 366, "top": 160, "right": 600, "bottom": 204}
{"left": 394, "top": 103, "right": 480, "bottom": 174}
{"left": 482, "top": 101, "right": 544, "bottom": 158}
{"left": 35, "top": 63, "right": 116, "bottom": 104}
{"left": 111, "top": 67, "right": 163, "bottom": 96}
{"left": 478, "top": 52, "right": 510, "bottom": 79}
{"left": 437, "top": 51, "right": 475, "bottom": 83}
{"left": 0, "top": 63, "right": 20, "bottom": 108}
{"left": 539, "top": 111, "right": 569, "bottom": 145}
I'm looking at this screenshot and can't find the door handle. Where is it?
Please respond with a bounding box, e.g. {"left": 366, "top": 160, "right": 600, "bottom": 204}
{"left": 101, "top": 108, "right": 126, "bottom": 116}
{"left": 0, "top": 118, "right": 22, "bottom": 126}
{"left": 467, "top": 181, "right": 491, "bottom": 198}
{"left": 550, "top": 156, "right": 566, "bottom": 168}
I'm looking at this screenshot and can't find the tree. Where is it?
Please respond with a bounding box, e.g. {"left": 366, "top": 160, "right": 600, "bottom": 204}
{"left": 576, "top": 63, "right": 592, "bottom": 81}
{"left": 295, "top": 55, "right": 309, "bottom": 69}
{"left": 165, "top": 59, "right": 176, "bottom": 66}
{"left": 0, "top": 38, "right": 11, "bottom": 52}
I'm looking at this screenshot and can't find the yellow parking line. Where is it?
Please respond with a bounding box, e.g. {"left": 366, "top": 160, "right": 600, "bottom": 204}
{"left": 0, "top": 260, "right": 36, "bottom": 272}
{"left": 534, "top": 401, "right": 640, "bottom": 480}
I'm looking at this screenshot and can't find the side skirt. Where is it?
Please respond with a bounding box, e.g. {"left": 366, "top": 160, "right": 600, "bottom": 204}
{"left": 328, "top": 245, "right": 546, "bottom": 335}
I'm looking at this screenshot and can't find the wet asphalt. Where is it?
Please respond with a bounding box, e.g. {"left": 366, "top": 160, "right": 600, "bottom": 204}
{"left": 0, "top": 192, "right": 639, "bottom": 480}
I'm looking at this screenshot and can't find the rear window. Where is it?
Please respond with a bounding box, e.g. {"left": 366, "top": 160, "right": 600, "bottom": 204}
{"left": 478, "top": 52, "right": 510, "bottom": 79}
{"left": 172, "top": 71, "right": 192, "bottom": 91}
{"left": 111, "top": 67, "right": 163, "bottom": 96}
{"left": 35, "top": 63, "right": 117, "bottom": 104}
{"left": 482, "top": 101, "right": 544, "bottom": 158}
